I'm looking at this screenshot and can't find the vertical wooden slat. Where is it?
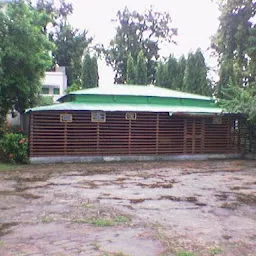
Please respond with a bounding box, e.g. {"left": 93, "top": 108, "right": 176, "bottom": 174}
{"left": 184, "top": 119, "right": 187, "bottom": 154}
{"left": 128, "top": 119, "right": 131, "bottom": 155}
{"left": 97, "top": 122, "right": 100, "bottom": 155}
{"left": 237, "top": 119, "right": 241, "bottom": 153}
{"left": 64, "top": 121, "right": 67, "bottom": 156}
{"left": 201, "top": 119, "right": 205, "bottom": 153}
{"left": 156, "top": 113, "right": 159, "bottom": 154}
{"left": 29, "top": 113, "right": 34, "bottom": 157}
{"left": 192, "top": 118, "right": 195, "bottom": 154}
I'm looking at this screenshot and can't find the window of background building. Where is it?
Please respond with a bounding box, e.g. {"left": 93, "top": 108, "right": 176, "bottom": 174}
{"left": 41, "top": 87, "right": 49, "bottom": 94}
{"left": 53, "top": 88, "right": 60, "bottom": 95}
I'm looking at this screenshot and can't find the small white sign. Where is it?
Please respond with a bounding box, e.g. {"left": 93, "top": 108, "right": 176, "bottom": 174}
{"left": 60, "top": 114, "right": 72, "bottom": 123}
{"left": 91, "top": 111, "right": 106, "bottom": 122}
{"left": 126, "top": 112, "right": 137, "bottom": 120}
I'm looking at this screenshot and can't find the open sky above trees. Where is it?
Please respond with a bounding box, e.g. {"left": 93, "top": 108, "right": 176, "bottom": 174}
{"left": 68, "top": 0, "right": 220, "bottom": 86}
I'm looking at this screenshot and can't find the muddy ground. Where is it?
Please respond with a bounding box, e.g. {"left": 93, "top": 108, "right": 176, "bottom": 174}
{"left": 0, "top": 160, "right": 255, "bottom": 256}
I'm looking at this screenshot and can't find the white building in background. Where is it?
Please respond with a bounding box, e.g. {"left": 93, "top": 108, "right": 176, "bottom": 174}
{"left": 7, "top": 66, "right": 68, "bottom": 126}
{"left": 41, "top": 66, "right": 68, "bottom": 102}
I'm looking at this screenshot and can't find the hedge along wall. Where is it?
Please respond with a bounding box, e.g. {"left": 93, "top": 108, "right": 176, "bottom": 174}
{"left": 29, "top": 111, "right": 242, "bottom": 157}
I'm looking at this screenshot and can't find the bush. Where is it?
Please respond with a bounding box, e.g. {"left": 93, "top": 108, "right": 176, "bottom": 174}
{"left": 0, "top": 132, "right": 29, "bottom": 164}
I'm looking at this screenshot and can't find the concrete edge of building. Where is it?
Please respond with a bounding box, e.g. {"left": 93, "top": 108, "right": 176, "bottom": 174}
{"left": 30, "top": 154, "right": 243, "bottom": 164}
{"left": 244, "top": 154, "right": 256, "bottom": 160}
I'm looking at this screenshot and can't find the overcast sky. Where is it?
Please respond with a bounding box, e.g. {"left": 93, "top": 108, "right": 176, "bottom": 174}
{"left": 68, "top": 0, "right": 220, "bottom": 85}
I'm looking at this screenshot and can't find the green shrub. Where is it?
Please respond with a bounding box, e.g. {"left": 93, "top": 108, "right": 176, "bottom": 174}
{"left": 0, "top": 132, "right": 29, "bottom": 164}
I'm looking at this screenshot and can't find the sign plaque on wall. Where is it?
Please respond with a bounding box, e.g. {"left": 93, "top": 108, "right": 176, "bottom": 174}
{"left": 60, "top": 114, "right": 72, "bottom": 123}
{"left": 91, "top": 111, "right": 106, "bottom": 122}
{"left": 125, "top": 112, "right": 137, "bottom": 120}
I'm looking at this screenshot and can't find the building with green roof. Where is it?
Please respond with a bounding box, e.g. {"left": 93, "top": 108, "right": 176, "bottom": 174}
{"left": 26, "top": 85, "right": 243, "bottom": 163}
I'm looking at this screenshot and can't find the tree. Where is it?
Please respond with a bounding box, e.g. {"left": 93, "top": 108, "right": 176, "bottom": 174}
{"left": 211, "top": 0, "right": 256, "bottom": 97}
{"left": 156, "top": 55, "right": 186, "bottom": 90}
{"left": 36, "top": 96, "right": 54, "bottom": 106}
{"left": 36, "top": 0, "right": 92, "bottom": 86}
{"left": 177, "top": 55, "right": 186, "bottom": 90}
{"left": 53, "top": 24, "right": 92, "bottom": 86}
{"left": 166, "top": 55, "right": 178, "bottom": 89}
{"left": 65, "top": 82, "right": 81, "bottom": 93}
{"left": 126, "top": 53, "right": 136, "bottom": 84}
{"left": 104, "top": 7, "right": 177, "bottom": 84}
{"left": 183, "top": 49, "right": 212, "bottom": 96}
{"left": 212, "top": 0, "right": 256, "bottom": 152}
{"left": 81, "top": 54, "right": 99, "bottom": 88}
{"left": 156, "top": 61, "right": 169, "bottom": 88}
{"left": 136, "top": 50, "right": 147, "bottom": 85}
{"left": 36, "top": 0, "right": 73, "bottom": 33}
{"left": 0, "top": 1, "right": 53, "bottom": 121}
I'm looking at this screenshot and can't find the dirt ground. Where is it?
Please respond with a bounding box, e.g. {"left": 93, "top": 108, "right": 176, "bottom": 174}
{"left": 0, "top": 160, "right": 255, "bottom": 256}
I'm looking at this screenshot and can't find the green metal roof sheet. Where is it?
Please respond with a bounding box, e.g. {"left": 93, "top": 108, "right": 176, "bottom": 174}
{"left": 58, "top": 84, "right": 213, "bottom": 101}
{"left": 26, "top": 102, "right": 223, "bottom": 114}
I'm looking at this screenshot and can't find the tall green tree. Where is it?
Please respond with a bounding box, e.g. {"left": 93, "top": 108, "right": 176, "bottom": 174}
{"left": 183, "top": 49, "right": 212, "bottom": 96}
{"left": 211, "top": 0, "right": 256, "bottom": 97}
{"left": 104, "top": 7, "right": 177, "bottom": 84}
{"left": 81, "top": 54, "right": 99, "bottom": 88}
{"left": 0, "top": 0, "right": 53, "bottom": 120}
{"left": 53, "top": 24, "right": 92, "bottom": 86}
{"left": 36, "top": 0, "right": 92, "bottom": 86}
{"left": 126, "top": 53, "right": 136, "bottom": 84}
{"left": 136, "top": 50, "right": 147, "bottom": 85}
{"left": 166, "top": 55, "right": 178, "bottom": 89}
{"left": 177, "top": 55, "right": 187, "bottom": 90}
{"left": 212, "top": 0, "right": 256, "bottom": 152}
{"left": 36, "top": 0, "right": 73, "bottom": 31}
{"left": 156, "top": 61, "right": 169, "bottom": 88}
{"left": 156, "top": 55, "right": 186, "bottom": 90}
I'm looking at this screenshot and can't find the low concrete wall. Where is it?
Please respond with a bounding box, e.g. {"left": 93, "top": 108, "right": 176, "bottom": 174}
{"left": 244, "top": 154, "right": 256, "bottom": 160}
{"left": 30, "top": 154, "right": 242, "bottom": 164}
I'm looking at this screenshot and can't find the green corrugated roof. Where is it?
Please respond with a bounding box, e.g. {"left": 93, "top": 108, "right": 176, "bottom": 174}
{"left": 26, "top": 102, "right": 222, "bottom": 114}
{"left": 59, "top": 84, "right": 213, "bottom": 101}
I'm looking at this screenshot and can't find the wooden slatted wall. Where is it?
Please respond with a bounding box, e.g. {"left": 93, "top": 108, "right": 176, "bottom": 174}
{"left": 30, "top": 111, "right": 242, "bottom": 157}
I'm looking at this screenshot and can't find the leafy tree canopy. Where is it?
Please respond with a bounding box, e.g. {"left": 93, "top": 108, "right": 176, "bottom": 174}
{"left": 183, "top": 49, "right": 212, "bottom": 96}
{"left": 53, "top": 24, "right": 92, "bottom": 86}
{"left": 0, "top": 0, "right": 54, "bottom": 120}
{"left": 212, "top": 0, "right": 256, "bottom": 96}
{"left": 36, "top": 0, "right": 93, "bottom": 86}
{"left": 136, "top": 50, "right": 148, "bottom": 85}
{"left": 104, "top": 7, "right": 177, "bottom": 84}
{"left": 81, "top": 53, "right": 99, "bottom": 88}
{"left": 126, "top": 53, "right": 136, "bottom": 84}
{"left": 212, "top": 0, "right": 256, "bottom": 123}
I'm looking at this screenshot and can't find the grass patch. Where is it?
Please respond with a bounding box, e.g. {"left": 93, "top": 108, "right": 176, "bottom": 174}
{"left": 41, "top": 215, "right": 54, "bottom": 223}
{"left": 114, "top": 215, "right": 130, "bottom": 223}
{"left": 89, "top": 218, "right": 116, "bottom": 227}
{"left": 101, "top": 252, "right": 131, "bottom": 256}
{"left": 176, "top": 251, "right": 196, "bottom": 256}
{"left": 0, "top": 240, "right": 5, "bottom": 246}
{"left": 81, "top": 202, "right": 96, "bottom": 208}
{"left": 209, "top": 247, "right": 224, "bottom": 255}
{"left": 72, "top": 215, "right": 131, "bottom": 227}
{"left": 0, "top": 163, "right": 16, "bottom": 171}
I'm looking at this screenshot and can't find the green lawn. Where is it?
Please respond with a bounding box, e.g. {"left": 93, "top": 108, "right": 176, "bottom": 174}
{"left": 0, "top": 163, "right": 20, "bottom": 171}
